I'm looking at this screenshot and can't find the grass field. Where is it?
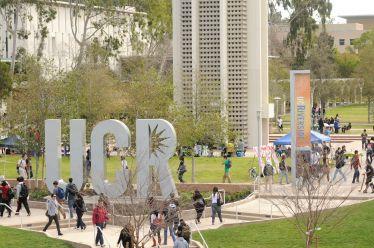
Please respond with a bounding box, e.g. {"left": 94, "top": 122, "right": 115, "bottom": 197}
{"left": 282, "top": 104, "right": 370, "bottom": 124}
{"left": 0, "top": 155, "right": 269, "bottom": 183}
{"left": 194, "top": 199, "right": 374, "bottom": 248}
{"left": 0, "top": 226, "right": 73, "bottom": 248}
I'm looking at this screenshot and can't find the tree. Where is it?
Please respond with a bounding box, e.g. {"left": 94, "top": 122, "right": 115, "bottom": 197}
{"left": 307, "top": 32, "right": 336, "bottom": 108}
{"left": 355, "top": 30, "right": 374, "bottom": 122}
{"left": 128, "top": 0, "right": 172, "bottom": 76}
{"left": 335, "top": 51, "right": 360, "bottom": 78}
{"left": 35, "top": 1, "right": 57, "bottom": 60}
{"left": 5, "top": 56, "right": 59, "bottom": 181}
{"left": 271, "top": 156, "right": 352, "bottom": 248}
{"left": 271, "top": 0, "right": 332, "bottom": 68}
{"left": 67, "top": 0, "right": 131, "bottom": 68}
{"left": 0, "top": 0, "right": 33, "bottom": 74}
{"left": 0, "top": 62, "right": 13, "bottom": 100}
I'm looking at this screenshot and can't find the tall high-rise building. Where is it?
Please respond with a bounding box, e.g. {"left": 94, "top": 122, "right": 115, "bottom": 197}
{"left": 173, "top": 0, "right": 269, "bottom": 147}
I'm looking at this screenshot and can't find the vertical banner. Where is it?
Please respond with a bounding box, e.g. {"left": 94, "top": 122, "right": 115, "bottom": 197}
{"left": 290, "top": 71, "right": 311, "bottom": 185}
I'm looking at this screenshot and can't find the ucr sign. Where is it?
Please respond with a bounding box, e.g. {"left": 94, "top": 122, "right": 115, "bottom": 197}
{"left": 45, "top": 119, "right": 178, "bottom": 199}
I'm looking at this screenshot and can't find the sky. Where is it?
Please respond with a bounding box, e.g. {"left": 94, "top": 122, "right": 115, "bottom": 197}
{"left": 330, "top": 0, "right": 374, "bottom": 23}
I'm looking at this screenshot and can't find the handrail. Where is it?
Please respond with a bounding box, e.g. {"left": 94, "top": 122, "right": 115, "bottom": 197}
{"left": 94, "top": 225, "right": 112, "bottom": 248}
{"left": 193, "top": 222, "right": 209, "bottom": 248}
{"left": 0, "top": 203, "right": 23, "bottom": 228}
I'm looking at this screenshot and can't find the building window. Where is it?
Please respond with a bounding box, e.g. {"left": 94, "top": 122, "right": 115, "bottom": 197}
{"left": 339, "top": 39, "right": 345, "bottom": 46}
{"left": 350, "top": 39, "right": 355, "bottom": 45}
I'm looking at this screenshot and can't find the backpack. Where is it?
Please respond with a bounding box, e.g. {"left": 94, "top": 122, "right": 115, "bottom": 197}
{"left": 19, "top": 184, "right": 29, "bottom": 198}
{"left": 264, "top": 164, "right": 273, "bottom": 176}
{"left": 216, "top": 193, "right": 223, "bottom": 206}
{"left": 9, "top": 188, "right": 15, "bottom": 199}
{"left": 228, "top": 160, "right": 232, "bottom": 168}
{"left": 56, "top": 187, "right": 65, "bottom": 199}
{"left": 67, "top": 183, "right": 77, "bottom": 196}
{"left": 166, "top": 204, "right": 178, "bottom": 224}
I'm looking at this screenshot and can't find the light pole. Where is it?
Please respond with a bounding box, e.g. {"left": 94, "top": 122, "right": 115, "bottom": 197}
{"left": 274, "top": 97, "right": 281, "bottom": 122}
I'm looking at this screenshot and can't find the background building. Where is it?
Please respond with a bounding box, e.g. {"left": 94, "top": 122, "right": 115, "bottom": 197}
{"left": 173, "top": 0, "right": 269, "bottom": 147}
{"left": 0, "top": 1, "right": 137, "bottom": 71}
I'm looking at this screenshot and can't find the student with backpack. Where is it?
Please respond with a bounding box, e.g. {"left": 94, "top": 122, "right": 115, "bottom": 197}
{"left": 0, "top": 180, "right": 14, "bottom": 217}
{"left": 263, "top": 162, "right": 274, "bottom": 192}
{"left": 53, "top": 181, "right": 66, "bottom": 219}
{"left": 15, "top": 177, "right": 31, "bottom": 216}
{"left": 192, "top": 189, "right": 206, "bottom": 224}
{"left": 73, "top": 194, "right": 87, "bottom": 230}
{"left": 163, "top": 202, "right": 178, "bottom": 245}
{"left": 222, "top": 155, "right": 232, "bottom": 183}
{"left": 177, "top": 157, "right": 187, "bottom": 183}
{"left": 333, "top": 147, "right": 347, "bottom": 182}
{"left": 65, "top": 178, "right": 78, "bottom": 219}
{"left": 351, "top": 150, "right": 362, "bottom": 184}
{"left": 363, "top": 160, "right": 374, "bottom": 193}
{"left": 211, "top": 186, "right": 223, "bottom": 225}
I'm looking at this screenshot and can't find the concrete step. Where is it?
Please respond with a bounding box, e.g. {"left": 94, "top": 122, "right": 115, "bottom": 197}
{"left": 221, "top": 213, "right": 264, "bottom": 222}
{"left": 222, "top": 210, "right": 282, "bottom": 219}
{"left": 23, "top": 220, "right": 93, "bottom": 231}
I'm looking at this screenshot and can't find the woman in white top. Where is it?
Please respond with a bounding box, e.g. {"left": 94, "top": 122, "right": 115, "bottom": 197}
{"left": 211, "top": 187, "right": 223, "bottom": 225}
{"left": 18, "top": 155, "right": 27, "bottom": 179}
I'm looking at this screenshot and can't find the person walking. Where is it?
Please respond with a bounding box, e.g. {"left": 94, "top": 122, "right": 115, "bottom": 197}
{"left": 17, "top": 155, "right": 28, "bottom": 179}
{"left": 92, "top": 200, "right": 109, "bottom": 247}
{"left": 178, "top": 219, "right": 191, "bottom": 244}
{"left": 333, "top": 147, "right": 347, "bottom": 182}
{"left": 43, "top": 194, "right": 63, "bottom": 236}
{"left": 150, "top": 210, "right": 162, "bottom": 247}
{"left": 53, "top": 181, "right": 66, "bottom": 219}
{"left": 163, "top": 202, "right": 178, "bottom": 245}
{"left": 211, "top": 187, "right": 223, "bottom": 225}
{"left": 351, "top": 150, "right": 362, "bottom": 184}
{"left": 173, "top": 226, "right": 189, "bottom": 248}
{"left": 361, "top": 129, "right": 368, "bottom": 150}
{"left": 263, "top": 162, "right": 274, "bottom": 192}
{"left": 117, "top": 223, "right": 134, "bottom": 248}
{"left": 321, "top": 154, "right": 330, "bottom": 182}
{"left": 0, "top": 180, "right": 13, "bottom": 217}
{"left": 26, "top": 156, "right": 33, "bottom": 179}
{"left": 363, "top": 160, "right": 374, "bottom": 193}
{"left": 192, "top": 190, "right": 206, "bottom": 224}
{"left": 177, "top": 157, "right": 187, "bottom": 183}
{"left": 15, "top": 177, "right": 31, "bottom": 216}
{"left": 65, "top": 178, "right": 78, "bottom": 219}
{"left": 277, "top": 116, "right": 283, "bottom": 133}
{"left": 222, "top": 155, "right": 232, "bottom": 183}
{"left": 73, "top": 194, "right": 87, "bottom": 230}
{"left": 278, "top": 155, "right": 289, "bottom": 184}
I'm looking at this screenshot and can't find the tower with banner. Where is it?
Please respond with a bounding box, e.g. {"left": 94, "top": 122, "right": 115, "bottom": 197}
{"left": 290, "top": 71, "right": 311, "bottom": 185}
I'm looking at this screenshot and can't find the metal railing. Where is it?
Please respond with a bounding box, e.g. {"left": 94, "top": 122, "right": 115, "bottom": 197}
{"left": 0, "top": 203, "right": 23, "bottom": 228}
{"left": 193, "top": 222, "right": 209, "bottom": 248}
{"left": 94, "top": 225, "right": 111, "bottom": 248}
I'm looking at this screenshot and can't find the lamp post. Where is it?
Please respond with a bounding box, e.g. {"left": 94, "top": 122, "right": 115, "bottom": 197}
{"left": 274, "top": 97, "right": 281, "bottom": 128}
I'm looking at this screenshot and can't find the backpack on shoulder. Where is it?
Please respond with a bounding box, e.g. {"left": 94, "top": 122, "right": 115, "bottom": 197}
{"left": 56, "top": 187, "right": 65, "bottom": 199}
{"left": 19, "top": 184, "right": 29, "bottom": 198}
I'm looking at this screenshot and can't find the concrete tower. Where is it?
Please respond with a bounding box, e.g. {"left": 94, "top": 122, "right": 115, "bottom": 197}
{"left": 173, "top": 0, "right": 269, "bottom": 147}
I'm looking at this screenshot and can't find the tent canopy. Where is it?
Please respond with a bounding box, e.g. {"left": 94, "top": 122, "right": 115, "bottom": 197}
{"left": 273, "top": 131, "right": 331, "bottom": 146}
{"left": 0, "top": 135, "right": 21, "bottom": 148}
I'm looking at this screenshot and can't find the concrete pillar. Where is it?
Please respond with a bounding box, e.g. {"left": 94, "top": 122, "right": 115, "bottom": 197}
{"left": 247, "top": 0, "right": 266, "bottom": 147}
{"left": 261, "top": 0, "right": 269, "bottom": 145}
{"left": 220, "top": 0, "right": 229, "bottom": 121}
{"left": 191, "top": 0, "right": 200, "bottom": 117}
{"left": 172, "top": 0, "right": 183, "bottom": 105}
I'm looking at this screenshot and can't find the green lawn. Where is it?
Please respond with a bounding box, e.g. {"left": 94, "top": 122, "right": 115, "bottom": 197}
{"left": 0, "top": 155, "right": 271, "bottom": 183}
{"left": 194, "top": 199, "right": 374, "bottom": 248}
{"left": 282, "top": 104, "right": 370, "bottom": 124}
{"left": 0, "top": 226, "right": 73, "bottom": 248}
